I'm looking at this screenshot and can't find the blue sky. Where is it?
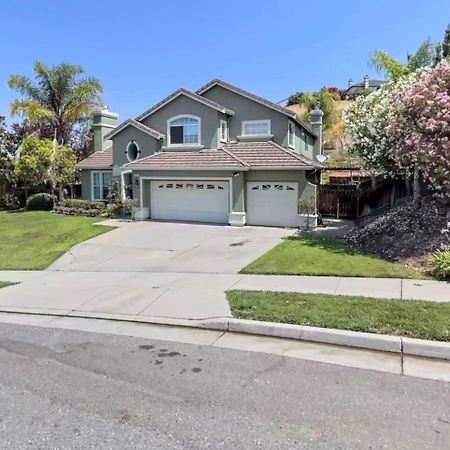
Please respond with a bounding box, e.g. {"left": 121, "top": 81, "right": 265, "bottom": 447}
{"left": 2, "top": 0, "right": 449, "bottom": 125}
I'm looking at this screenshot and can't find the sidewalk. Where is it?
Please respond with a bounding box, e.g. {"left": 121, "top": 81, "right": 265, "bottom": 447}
{"left": 0, "top": 270, "right": 448, "bottom": 323}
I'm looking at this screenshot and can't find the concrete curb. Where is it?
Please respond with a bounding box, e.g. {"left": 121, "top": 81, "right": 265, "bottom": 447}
{"left": 0, "top": 307, "right": 449, "bottom": 361}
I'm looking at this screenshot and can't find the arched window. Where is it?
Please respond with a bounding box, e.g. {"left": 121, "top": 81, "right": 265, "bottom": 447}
{"left": 168, "top": 115, "right": 200, "bottom": 145}
{"left": 126, "top": 140, "right": 140, "bottom": 162}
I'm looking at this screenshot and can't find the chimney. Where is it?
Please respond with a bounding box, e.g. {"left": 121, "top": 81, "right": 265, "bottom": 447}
{"left": 93, "top": 106, "right": 118, "bottom": 152}
{"left": 363, "top": 75, "right": 369, "bottom": 90}
{"left": 310, "top": 104, "right": 324, "bottom": 156}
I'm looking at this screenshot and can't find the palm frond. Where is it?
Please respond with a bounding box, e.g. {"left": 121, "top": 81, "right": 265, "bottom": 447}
{"left": 9, "top": 100, "right": 56, "bottom": 123}
{"left": 370, "top": 50, "right": 409, "bottom": 80}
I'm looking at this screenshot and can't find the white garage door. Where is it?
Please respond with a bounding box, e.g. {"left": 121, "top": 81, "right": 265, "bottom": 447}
{"left": 247, "top": 182, "right": 298, "bottom": 227}
{"left": 150, "top": 180, "right": 229, "bottom": 224}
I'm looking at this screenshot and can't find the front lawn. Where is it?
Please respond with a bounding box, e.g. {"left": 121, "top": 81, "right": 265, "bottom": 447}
{"left": 241, "top": 236, "right": 427, "bottom": 279}
{"left": 227, "top": 290, "right": 450, "bottom": 341}
{"left": 0, "top": 282, "right": 15, "bottom": 289}
{"left": 0, "top": 211, "right": 113, "bottom": 270}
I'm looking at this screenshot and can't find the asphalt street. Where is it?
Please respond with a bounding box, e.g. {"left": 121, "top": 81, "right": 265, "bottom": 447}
{"left": 0, "top": 322, "right": 449, "bottom": 449}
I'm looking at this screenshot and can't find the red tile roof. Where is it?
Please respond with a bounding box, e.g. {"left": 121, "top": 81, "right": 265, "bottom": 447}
{"left": 223, "top": 141, "right": 319, "bottom": 168}
{"left": 124, "top": 149, "right": 245, "bottom": 169}
{"left": 76, "top": 147, "right": 112, "bottom": 169}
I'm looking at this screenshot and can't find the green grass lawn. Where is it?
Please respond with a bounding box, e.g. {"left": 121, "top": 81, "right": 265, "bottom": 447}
{"left": 0, "top": 282, "right": 15, "bottom": 289}
{"left": 0, "top": 211, "right": 113, "bottom": 270}
{"left": 228, "top": 290, "right": 450, "bottom": 341}
{"left": 241, "top": 236, "right": 427, "bottom": 279}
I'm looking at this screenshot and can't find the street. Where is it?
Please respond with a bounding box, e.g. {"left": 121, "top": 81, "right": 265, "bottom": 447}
{"left": 0, "top": 322, "right": 449, "bottom": 449}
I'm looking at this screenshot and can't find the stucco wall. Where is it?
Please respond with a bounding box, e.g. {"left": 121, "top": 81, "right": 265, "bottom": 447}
{"left": 141, "top": 95, "right": 225, "bottom": 149}
{"left": 80, "top": 170, "right": 92, "bottom": 200}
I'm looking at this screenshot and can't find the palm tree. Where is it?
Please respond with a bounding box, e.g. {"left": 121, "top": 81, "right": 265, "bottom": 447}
{"left": 8, "top": 62, "right": 103, "bottom": 143}
{"left": 370, "top": 39, "right": 435, "bottom": 81}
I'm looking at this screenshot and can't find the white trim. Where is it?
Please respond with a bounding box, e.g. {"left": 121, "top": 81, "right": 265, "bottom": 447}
{"left": 126, "top": 166, "right": 248, "bottom": 171}
{"left": 167, "top": 114, "right": 201, "bottom": 146}
{"left": 136, "top": 89, "right": 234, "bottom": 122}
{"left": 288, "top": 120, "right": 295, "bottom": 149}
{"left": 120, "top": 169, "right": 132, "bottom": 200}
{"left": 219, "top": 119, "right": 228, "bottom": 144}
{"left": 125, "top": 140, "right": 141, "bottom": 163}
{"left": 241, "top": 119, "right": 271, "bottom": 136}
{"left": 90, "top": 170, "right": 113, "bottom": 201}
{"left": 138, "top": 176, "right": 235, "bottom": 220}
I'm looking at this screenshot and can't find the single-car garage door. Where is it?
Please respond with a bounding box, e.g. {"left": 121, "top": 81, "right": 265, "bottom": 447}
{"left": 150, "top": 180, "right": 229, "bottom": 224}
{"left": 247, "top": 182, "right": 299, "bottom": 227}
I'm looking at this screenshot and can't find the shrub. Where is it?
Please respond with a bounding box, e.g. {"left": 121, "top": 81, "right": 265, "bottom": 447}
{"left": 431, "top": 251, "right": 450, "bottom": 279}
{"left": 26, "top": 193, "right": 56, "bottom": 211}
{"left": 0, "top": 193, "right": 21, "bottom": 210}
{"left": 53, "top": 199, "right": 107, "bottom": 217}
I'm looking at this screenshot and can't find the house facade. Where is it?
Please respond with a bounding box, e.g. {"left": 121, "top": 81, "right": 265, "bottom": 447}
{"left": 77, "top": 79, "right": 323, "bottom": 227}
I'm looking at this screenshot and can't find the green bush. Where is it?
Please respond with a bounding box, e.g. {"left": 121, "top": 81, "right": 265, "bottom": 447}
{"left": 431, "top": 250, "right": 450, "bottom": 279}
{"left": 26, "top": 193, "right": 56, "bottom": 211}
{"left": 0, "top": 193, "right": 21, "bottom": 210}
{"left": 53, "top": 199, "right": 106, "bottom": 217}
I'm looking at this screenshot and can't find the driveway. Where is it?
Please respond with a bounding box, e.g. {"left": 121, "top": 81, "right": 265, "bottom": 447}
{"left": 48, "top": 220, "right": 292, "bottom": 274}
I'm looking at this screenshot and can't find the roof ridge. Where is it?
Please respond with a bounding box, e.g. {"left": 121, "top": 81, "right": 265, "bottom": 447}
{"left": 220, "top": 146, "right": 249, "bottom": 167}
{"left": 267, "top": 141, "right": 320, "bottom": 166}
{"left": 104, "top": 118, "right": 164, "bottom": 141}
{"left": 135, "top": 87, "right": 234, "bottom": 122}
{"left": 196, "top": 79, "right": 317, "bottom": 137}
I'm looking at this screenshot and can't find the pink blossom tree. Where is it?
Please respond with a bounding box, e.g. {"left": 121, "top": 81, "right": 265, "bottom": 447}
{"left": 387, "top": 61, "right": 450, "bottom": 198}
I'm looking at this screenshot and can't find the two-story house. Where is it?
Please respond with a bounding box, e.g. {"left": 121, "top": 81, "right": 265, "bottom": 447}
{"left": 77, "top": 79, "right": 323, "bottom": 227}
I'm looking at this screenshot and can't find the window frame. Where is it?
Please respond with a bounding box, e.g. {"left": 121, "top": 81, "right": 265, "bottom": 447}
{"left": 241, "top": 119, "right": 271, "bottom": 136}
{"left": 288, "top": 121, "right": 295, "bottom": 149}
{"left": 91, "top": 170, "right": 113, "bottom": 201}
{"left": 167, "top": 114, "right": 201, "bottom": 146}
{"left": 125, "top": 140, "right": 141, "bottom": 162}
{"left": 219, "top": 119, "right": 228, "bottom": 143}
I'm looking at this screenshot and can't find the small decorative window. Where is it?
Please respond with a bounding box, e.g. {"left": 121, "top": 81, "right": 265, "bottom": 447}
{"left": 274, "top": 184, "right": 283, "bottom": 190}
{"left": 168, "top": 116, "right": 200, "bottom": 145}
{"left": 288, "top": 121, "right": 295, "bottom": 149}
{"left": 126, "top": 140, "right": 140, "bottom": 162}
{"left": 196, "top": 184, "right": 204, "bottom": 189}
{"left": 219, "top": 120, "right": 228, "bottom": 143}
{"left": 176, "top": 183, "right": 183, "bottom": 189}
{"left": 158, "top": 184, "right": 164, "bottom": 188}
{"left": 286, "top": 185, "right": 295, "bottom": 191}
{"left": 166, "top": 183, "right": 173, "bottom": 188}
{"left": 186, "top": 183, "right": 194, "bottom": 189}
{"left": 207, "top": 184, "right": 215, "bottom": 189}
{"left": 217, "top": 186, "right": 224, "bottom": 190}
{"left": 262, "top": 184, "right": 271, "bottom": 190}
{"left": 251, "top": 185, "right": 260, "bottom": 190}
{"left": 242, "top": 120, "right": 271, "bottom": 136}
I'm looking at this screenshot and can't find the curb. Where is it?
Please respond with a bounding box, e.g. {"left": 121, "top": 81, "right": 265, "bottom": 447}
{"left": 0, "top": 307, "right": 449, "bottom": 361}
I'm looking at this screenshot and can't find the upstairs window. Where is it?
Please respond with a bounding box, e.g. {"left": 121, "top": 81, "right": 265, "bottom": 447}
{"left": 220, "top": 119, "right": 228, "bottom": 143}
{"left": 288, "top": 121, "right": 295, "bottom": 148}
{"left": 168, "top": 115, "right": 200, "bottom": 145}
{"left": 126, "top": 140, "right": 140, "bottom": 162}
{"left": 242, "top": 119, "right": 271, "bottom": 136}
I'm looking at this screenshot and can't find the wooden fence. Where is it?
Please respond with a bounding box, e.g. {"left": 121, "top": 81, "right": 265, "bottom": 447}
{"left": 318, "top": 177, "right": 411, "bottom": 219}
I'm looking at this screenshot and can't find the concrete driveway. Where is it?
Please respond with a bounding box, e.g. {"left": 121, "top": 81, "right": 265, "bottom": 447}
{"left": 48, "top": 220, "right": 292, "bottom": 274}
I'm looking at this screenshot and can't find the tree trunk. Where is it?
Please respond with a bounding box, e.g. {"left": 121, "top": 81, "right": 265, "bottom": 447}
{"left": 413, "top": 163, "right": 421, "bottom": 209}
{"left": 58, "top": 184, "right": 64, "bottom": 201}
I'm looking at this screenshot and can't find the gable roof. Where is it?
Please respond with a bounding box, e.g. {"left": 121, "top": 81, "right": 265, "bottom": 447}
{"left": 135, "top": 88, "right": 235, "bottom": 122}
{"left": 196, "top": 79, "right": 317, "bottom": 138}
{"left": 76, "top": 147, "right": 113, "bottom": 169}
{"left": 104, "top": 118, "right": 164, "bottom": 141}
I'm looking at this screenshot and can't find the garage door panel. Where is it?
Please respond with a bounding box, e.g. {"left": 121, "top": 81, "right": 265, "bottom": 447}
{"left": 247, "top": 182, "right": 298, "bottom": 227}
{"left": 151, "top": 181, "right": 229, "bottom": 224}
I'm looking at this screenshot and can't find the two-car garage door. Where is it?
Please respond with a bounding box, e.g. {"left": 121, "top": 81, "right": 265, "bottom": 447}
{"left": 150, "top": 180, "right": 229, "bottom": 224}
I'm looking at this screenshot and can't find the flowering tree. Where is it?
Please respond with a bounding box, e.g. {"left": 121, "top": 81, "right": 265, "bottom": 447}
{"left": 343, "top": 74, "right": 417, "bottom": 176}
{"left": 386, "top": 61, "right": 450, "bottom": 198}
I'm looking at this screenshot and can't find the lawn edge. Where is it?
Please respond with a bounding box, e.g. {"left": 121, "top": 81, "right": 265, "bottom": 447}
{"left": 0, "top": 307, "right": 449, "bottom": 361}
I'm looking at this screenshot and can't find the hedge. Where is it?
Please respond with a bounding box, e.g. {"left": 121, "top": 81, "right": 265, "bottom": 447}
{"left": 53, "top": 199, "right": 107, "bottom": 217}
{"left": 26, "top": 193, "right": 56, "bottom": 211}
